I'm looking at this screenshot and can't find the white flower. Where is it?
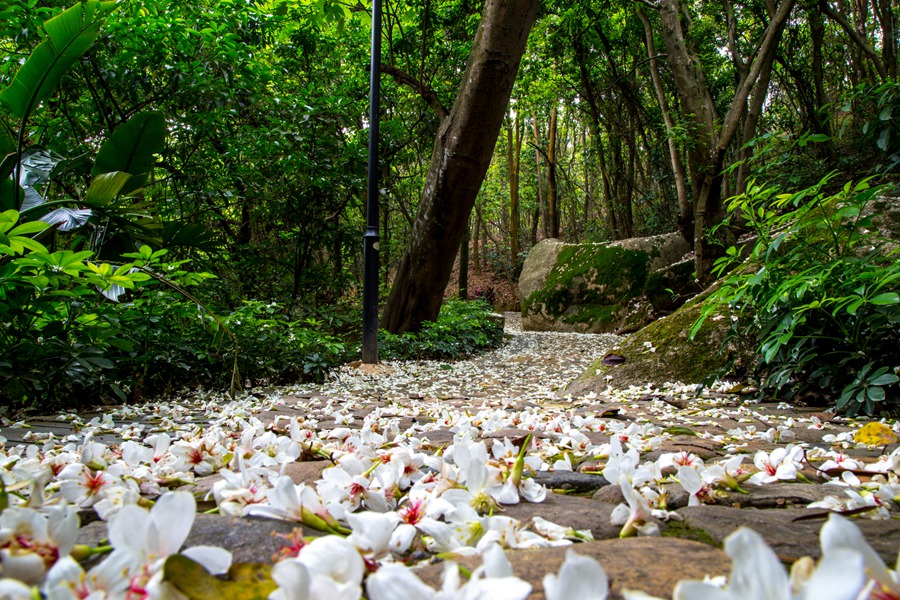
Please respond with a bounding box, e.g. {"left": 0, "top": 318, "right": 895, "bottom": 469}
{"left": 543, "top": 548, "right": 608, "bottom": 600}
{"left": 366, "top": 544, "right": 530, "bottom": 600}
{"left": 0, "top": 505, "right": 78, "bottom": 585}
{"left": 611, "top": 476, "right": 658, "bottom": 538}
{"left": 820, "top": 512, "right": 900, "bottom": 598}
{"left": 748, "top": 446, "right": 803, "bottom": 485}
{"left": 292, "top": 536, "right": 364, "bottom": 600}
{"left": 673, "top": 526, "right": 864, "bottom": 600}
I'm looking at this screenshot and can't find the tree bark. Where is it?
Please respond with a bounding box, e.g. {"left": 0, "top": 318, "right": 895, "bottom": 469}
{"left": 636, "top": 4, "right": 691, "bottom": 240}
{"left": 507, "top": 114, "right": 522, "bottom": 268}
{"left": 382, "top": 0, "right": 538, "bottom": 333}
{"left": 656, "top": 0, "right": 796, "bottom": 280}
{"left": 547, "top": 104, "right": 560, "bottom": 239}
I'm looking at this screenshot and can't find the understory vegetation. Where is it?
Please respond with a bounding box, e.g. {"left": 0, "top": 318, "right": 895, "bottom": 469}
{"left": 695, "top": 176, "right": 900, "bottom": 415}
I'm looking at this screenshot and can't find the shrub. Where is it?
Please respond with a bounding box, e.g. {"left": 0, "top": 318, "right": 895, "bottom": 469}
{"left": 379, "top": 299, "right": 504, "bottom": 360}
{"left": 693, "top": 176, "right": 900, "bottom": 415}
{"left": 0, "top": 227, "right": 347, "bottom": 412}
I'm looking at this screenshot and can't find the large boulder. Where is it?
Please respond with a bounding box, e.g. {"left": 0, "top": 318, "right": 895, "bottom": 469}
{"left": 566, "top": 286, "right": 757, "bottom": 393}
{"left": 519, "top": 233, "right": 691, "bottom": 333}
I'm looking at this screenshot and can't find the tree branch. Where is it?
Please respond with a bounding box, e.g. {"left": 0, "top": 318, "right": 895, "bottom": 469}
{"left": 381, "top": 64, "right": 450, "bottom": 121}
{"left": 819, "top": 0, "right": 888, "bottom": 80}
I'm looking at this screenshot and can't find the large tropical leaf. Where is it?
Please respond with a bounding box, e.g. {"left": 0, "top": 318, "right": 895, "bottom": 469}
{"left": 0, "top": 2, "right": 117, "bottom": 121}
{"left": 17, "top": 148, "right": 62, "bottom": 211}
{"left": 92, "top": 111, "right": 165, "bottom": 195}
{"left": 83, "top": 171, "right": 132, "bottom": 206}
{"left": 39, "top": 207, "right": 92, "bottom": 231}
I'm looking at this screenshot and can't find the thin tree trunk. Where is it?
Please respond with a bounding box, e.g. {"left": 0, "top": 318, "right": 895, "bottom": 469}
{"left": 459, "top": 221, "right": 469, "bottom": 300}
{"left": 507, "top": 114, "right": 523, "bottom": 268}
{"left": 636, "top": 5, "right": 691, "bottom": 240}
{"left": 547, "top": 105, "right": 559, "bottom": 238}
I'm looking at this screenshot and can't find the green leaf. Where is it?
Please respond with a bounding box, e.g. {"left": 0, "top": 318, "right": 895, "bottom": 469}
{"left": 9, "top": 220, "right": 50, "bottom": 236}
{"left": 869, "top": 374, "right": 900, "bottom": 386}
{"left": 84, "top": 172, "right": 132, "bottom": 206}
{"left": 867, "top": 386, "right": 886, "bottom": 402}
{"left": 0, "top": 2, "right": 117, "bottom": 120}
{"left": 92, "top": 112, "right": 165, "bottom": 195}
{"left": 870, "top": 292, "right": 899, "bottom": 306}
{"left": 163, "top": 555, "right": 276, "bottom": 600}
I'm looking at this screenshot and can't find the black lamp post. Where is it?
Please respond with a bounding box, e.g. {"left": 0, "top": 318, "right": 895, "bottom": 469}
{"left": 362, "top": 0, "right": 382, "bottom": 364}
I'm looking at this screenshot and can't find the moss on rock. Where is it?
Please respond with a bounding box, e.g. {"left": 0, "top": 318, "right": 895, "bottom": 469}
{"left": 567, "top": 287, "right": 756, "bottom": 392}
{"left": 520, "top": 234, "right": 691, "bottom": 333}
{"left": 522, "top": 245, "right": 650, "bottom": 333}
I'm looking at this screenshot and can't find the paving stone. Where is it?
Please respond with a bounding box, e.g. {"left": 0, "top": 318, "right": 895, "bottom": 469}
{"left": 715, "top": 482, "right": 836, "bottom": 508}
{"left": 77, "top": 514, "right": 316, "bottom": 565}
{"left": 677, "top": 504, "right": 900, "bottom": 564}
{"left": 500, "top": 492, "right": 625, "bottom": 540}
{"left": 532, "top": 470, "right": 610, "bottom": 494}
{"left": 413, "top": 537, "right": 731, "bottom": 600}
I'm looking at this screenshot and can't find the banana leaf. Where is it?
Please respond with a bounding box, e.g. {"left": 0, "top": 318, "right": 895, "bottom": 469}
{"left": 92, "top": 111, "right": 165, "bottom": 195}
{"left": 0, "top": 2, "right": 117, "bottom": 121}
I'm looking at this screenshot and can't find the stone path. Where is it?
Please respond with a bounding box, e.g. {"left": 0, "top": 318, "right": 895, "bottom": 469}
{"left": 3, "top": 312, "right": 899, "bottom": 599}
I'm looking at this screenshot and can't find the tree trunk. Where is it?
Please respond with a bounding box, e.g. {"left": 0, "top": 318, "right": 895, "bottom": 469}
{"left": 382, "top": 0, "right": 538, "bottom": 333}
{"left": 473, "top": 209, "right": 482, "bottom": 275}
{"left": 547, "top": 104, "right": 560, "bottom": 239}
{"left": 656, "top": 0, "right": 795, "bottom": 279}
{"left": 459, "top": 221, "right": 469, "bottom": 300}
{"left": 636, "top": 4, "right": 691, "bottom": 241}
{"left": 507, "top": 114, "right": 522, "bottom": 268}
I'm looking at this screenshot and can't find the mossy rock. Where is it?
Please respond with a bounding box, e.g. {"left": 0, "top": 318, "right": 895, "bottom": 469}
{"left": 520, "top": 234, "right": 690, "bottom": 333}
{"left": 566, "top": 286, "right": 756, "bottom": 392}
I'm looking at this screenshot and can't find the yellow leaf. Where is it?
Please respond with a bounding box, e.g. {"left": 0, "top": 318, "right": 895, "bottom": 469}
{"left": 163, "top": 555, "right": 277, "bottom": 600}
{"left": 853, "top": 422, "right": 898, "bottom": 447}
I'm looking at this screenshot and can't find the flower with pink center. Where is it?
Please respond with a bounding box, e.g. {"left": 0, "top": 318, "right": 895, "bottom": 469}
{"left": 748, "top": 445, "right": 803, "bottom": 485}
{"left": 56, "top": 463, "right": 123, "bottom": 507}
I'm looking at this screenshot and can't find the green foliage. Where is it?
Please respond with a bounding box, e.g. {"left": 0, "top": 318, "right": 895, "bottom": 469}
{"left": 0, "top": 220, "right": 346, "bottom": 411}
{"left": 379, "top": 299, "right": 503, "bottom": 360}
{"left": 693, "top": 176, "right": 900, "bottom": 415}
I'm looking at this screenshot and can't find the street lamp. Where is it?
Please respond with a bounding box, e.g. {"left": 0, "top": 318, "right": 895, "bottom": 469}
{"left": 362, "top": 0, "right": 382, "bottom": 364}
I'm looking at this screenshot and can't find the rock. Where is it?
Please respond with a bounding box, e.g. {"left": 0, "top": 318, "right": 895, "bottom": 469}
{"left": 499, "top": 492, "right": 624, "bottom": 540}
{"left": 486, "top": 313, "right": 506, "bottom": 329}
{"left": 532, "top": 470, "right": 610, "bottom": 494}
{"left": 566, "top": 286, "right": 756, "bottom": 392}
{"left": 78, "top": 514, "right": 310, "bottom": 565}
{"left": 283, "top": 460, "right": 331, "bottom": 485}
{"left": 715, "top": 483, "right": 836, "bottom": 508}
{"left": 519, "top": 234, "right": 690, "bottom": 334}
{"left": 413, "top": 537, "right": 731, "bottom": 600}
{"left": 677, "top": 505, "right": 900, "bottom": 564}
{"left": 643, "top": 259, "right": 703, "bottom": 313}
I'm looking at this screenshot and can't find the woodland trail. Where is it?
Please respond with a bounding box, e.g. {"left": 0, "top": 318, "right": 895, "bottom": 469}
{"left": 2, "top": 314, "right": 900, "bottom": 599}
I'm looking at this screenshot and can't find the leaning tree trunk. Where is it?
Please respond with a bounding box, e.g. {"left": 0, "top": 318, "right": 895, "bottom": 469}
{"left": 382, "top": 0, "right": 538, "bottom": 333}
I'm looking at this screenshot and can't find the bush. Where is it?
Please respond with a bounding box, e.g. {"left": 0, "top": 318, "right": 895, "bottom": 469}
{"left": 693, "top": 176, "right": 900, "bottom": 415}
{"left": 379, "top": 299, "right": 504, "bottom": 360}
{"left": 0, "top": 225, "right": 347, "bottom": 412}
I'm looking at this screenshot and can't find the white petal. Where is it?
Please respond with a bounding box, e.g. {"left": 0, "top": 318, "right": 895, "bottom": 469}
{"left": 481, "top": 543, "right": 514, "bottom": 578}
{"left": 723, "top": 528, "right": 789, "bottom": 600}
{"left": 797, "top": 548, "right": 865, "bottom": 600}
{"left": 182, "top": 546, "right": 232, "bottom": 575}
{"left": 151, "top": 492, "right": 196, "bottom": 556}
{"left": 347, "top": 511, "right": 398, "bottom": 555}
{"left": 543, "top": 549, "right": 608, "bottom": 600}
{"left": 820, "top": 513, "right": 897, "bottom": 591}
{"left": 678, "top": 466, "right": 702, "bottom": 496}
{"left": 298, "top": 536, "right": 364, "bottom": 585}
{"left": 673, "top": 580, "right": 734, "bottom": 600}
{"left": 365, "top": 564, "right": 434, "bottom": 600}
{"left": 270, "top": 560, "right": 311, "bottom": 600}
